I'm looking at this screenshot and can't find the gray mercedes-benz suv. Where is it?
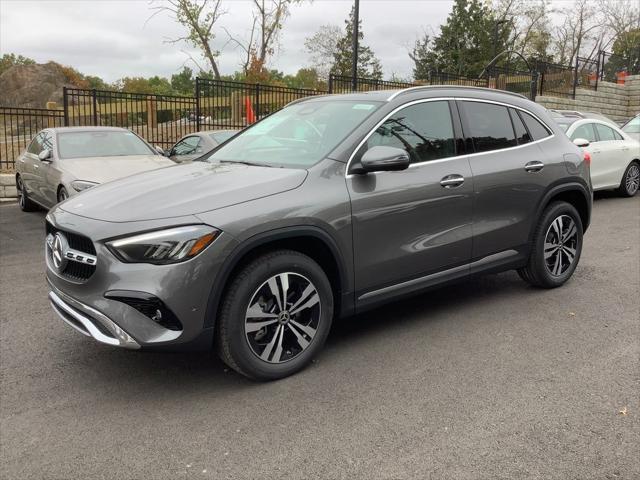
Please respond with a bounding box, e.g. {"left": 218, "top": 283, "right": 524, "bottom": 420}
{"left": 45, "top": 86, "right": 592, "bottom": 380}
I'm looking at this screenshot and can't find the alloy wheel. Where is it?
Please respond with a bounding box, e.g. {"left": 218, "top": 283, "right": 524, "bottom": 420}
{"left": 626, "top": 164, "right": 639, "bottom": 195}
{"left": 544, "top": 215, "right": 579, "bottom": 277}
{"left": 244, "top": 272, "right": 321, "bottom": 364}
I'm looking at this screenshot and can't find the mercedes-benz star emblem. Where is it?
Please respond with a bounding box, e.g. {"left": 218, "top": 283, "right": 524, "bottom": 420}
{"left": 51, "top": 232, "right": 69, "bottom": 272}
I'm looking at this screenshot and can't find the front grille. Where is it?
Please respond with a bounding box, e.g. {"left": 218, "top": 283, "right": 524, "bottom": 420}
{"left": 46, "top": 221, "right": 97, "bottom": 281}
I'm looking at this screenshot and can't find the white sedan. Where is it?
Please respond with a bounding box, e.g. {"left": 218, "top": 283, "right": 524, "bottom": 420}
{"left": 555, "top": 117, "right": 640, "bottom": 197}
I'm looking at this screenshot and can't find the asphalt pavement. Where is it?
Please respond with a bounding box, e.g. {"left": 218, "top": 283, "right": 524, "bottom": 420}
{"left": 1, "top": 194, "right": 638, "bottom": 479}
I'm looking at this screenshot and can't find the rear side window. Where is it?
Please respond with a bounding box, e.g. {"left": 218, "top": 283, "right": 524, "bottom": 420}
{"left": 570, "top": 124, "right": 597, "bottom": 142}
{"left": 520, "top": 111, "right": 551, "bottom": 141}
{"left": 509, "top": 109, "right": 531, "bottom": 145}
{"left": 365, "top": 100, "right": 456, "bottom": 163}
{"left": 461, "top": 101, "right": 516, "bottom": 153}
{"left": 594, "top": 123, "right": 619, "bottom": 141}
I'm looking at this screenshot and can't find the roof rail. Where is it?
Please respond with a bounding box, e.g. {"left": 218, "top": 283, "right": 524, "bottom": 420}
{"left": 387, "top": 85, "right": 528, "bottom": 101}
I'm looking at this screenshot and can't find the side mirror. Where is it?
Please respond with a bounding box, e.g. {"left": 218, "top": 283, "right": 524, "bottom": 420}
{"left": 155, "top": 145, "right": 168, "bottom": 156}
{"left": 573, "top": 138, "right": 590, "bottom": 148}
{"left": 38, "top": 149, "right": 52, "bottom": 162}
{"left": 359, "top": 146, "right": 410, "bottom": 173}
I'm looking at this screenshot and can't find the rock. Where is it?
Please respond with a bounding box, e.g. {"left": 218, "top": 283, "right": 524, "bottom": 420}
{"left": 0, "top": 62, "right": 79, "bottom": 108}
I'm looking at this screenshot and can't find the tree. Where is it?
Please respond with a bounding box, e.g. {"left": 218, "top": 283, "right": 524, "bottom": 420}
{"left": 330, "top": 6, "right": 383, "bottom": 79}
{"left": 553, "top": 0, "right": 606, "bottom": 66}
{"left": 409, "top": 33, "right": 434, "bottom": 81}
{"left": 150, "top": 0, "right": 225, "bottom": 79}
{"left": 604, "top": 29, "right": 640, "bottom": 78}
{"left": 428, "top": 0, "right": 505, "bottom": 76}
{"left": 225, "top": 0, "right": 306, "bottom": 75}
{"left": 0, "top": 53, "right": 36, "bottom": 75}
{"left": 304, "top": 24, "right": 342, "bottom": 80}
{"left": 171, "top": 66, "right": 195, "bottom": 95}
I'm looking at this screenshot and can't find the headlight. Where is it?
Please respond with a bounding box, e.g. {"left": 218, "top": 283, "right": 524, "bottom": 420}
{"left": 107, "top": 225, "right": 220, "bottom": 264}
{"left": 71, "top": 180, "right": 99, "bottom": 192}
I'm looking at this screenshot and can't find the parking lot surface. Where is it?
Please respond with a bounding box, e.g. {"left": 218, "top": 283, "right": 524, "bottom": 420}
{"left": 1, "top": 195, "right": 639, "bottom": 479}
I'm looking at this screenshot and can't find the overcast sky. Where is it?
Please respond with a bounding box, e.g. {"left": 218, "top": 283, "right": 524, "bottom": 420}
{"left": 0, "top": 0, "right": 458, "bottom": 82}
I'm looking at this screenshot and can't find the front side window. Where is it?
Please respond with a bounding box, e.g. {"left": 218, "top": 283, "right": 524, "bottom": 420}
{"left": 57, "top": 130, "right": 154, "bottom": 159}
{"left": 570, "top": 124, "right": 597, "bottom": 142}
{"left": 27, "top": 133, "right": 44, "bottom": 154}
{"left": 207, "top": 99, "right": 382, "bottom": 168}
{"left": 461, "top": 101, "right": 516, "bottom": 153}
{"left": 363, "top": 101, "right": 456, "bottom": 163}
{"left": 594, "top": 123, "right": 618, "bottom": 142}
{"left": 172, "top": 136, "right": 201, "bottom": 156}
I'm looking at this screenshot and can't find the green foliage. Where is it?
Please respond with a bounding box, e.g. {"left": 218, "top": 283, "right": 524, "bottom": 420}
{"left": 171, "top": 67, "right": 195, "bottom": 95}
{"left": 330, "top": 6, "right": 383, "bottom": 79}
{"left": 604, "top": 29, "right": 640, "bottom": 78}
{"left": 409, "top": 35, "right": 432, "bottom": 81}
{"left": 427, "top": 0, "right": 508, "bottom": 76}
{"left": 0, "top": 53, "right": 36, "bottom": 75}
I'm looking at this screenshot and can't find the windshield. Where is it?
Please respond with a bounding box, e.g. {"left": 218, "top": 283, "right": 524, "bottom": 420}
{"left": 206, "top": 99, "right": 382, "bottom": 168}
{"left": 57, "top": 131, "right": 154, "bottom": 159}
{"left": 209, "top": 131, "right": 237, "bottom": 144}
{"left": 622, "top": 115, "right": 640, "bottom": 134}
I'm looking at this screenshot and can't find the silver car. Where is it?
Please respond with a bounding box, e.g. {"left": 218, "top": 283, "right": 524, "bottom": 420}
{"left": 168, "top": 130, "right": 238, "bottom": 163}
{"left": 15, "top": 127, "right": 176, "bottom": 211}
{"left": 621, "top": 114, "right": 640, "bottom": 142}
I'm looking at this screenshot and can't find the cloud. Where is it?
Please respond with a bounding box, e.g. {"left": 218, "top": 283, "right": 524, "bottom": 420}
{"left": 1, "top": 0, "right": 454, "bottom": 82}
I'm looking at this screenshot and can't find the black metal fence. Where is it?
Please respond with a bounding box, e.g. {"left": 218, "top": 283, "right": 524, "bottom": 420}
{"left": 63, "top": 87, "right": 198, "bottom": 150}
{"left": 328, "top": 75, "right": 415, "bottom": 93}
{"left": 535, "top": 60, "right": 576, "bottom": 99}
{"left": 196, "top": 78, "right": 324, "bottom": 130}
{"left": 485, "top": 66, "right": 538, "bottom": 99}
{"left": 600, "top": 50, "right": 640, "bottom": 83}
{"left": 427, "top": 71, "right": 489, "bottom": 88}
{"left": 575, "top": 56, "right": 599, "bottom": 91}
{"left": 0, "top": 107, "right": 65, "bottom": 170}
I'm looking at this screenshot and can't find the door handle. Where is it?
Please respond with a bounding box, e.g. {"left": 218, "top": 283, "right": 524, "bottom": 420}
{"left": 440, "top": 174, "right": 465, "bottom": 188}
{"left": 33, "top": 164, "right": 39, "bottom": 170}
{"left": 524, "top": 161, "right": 544, "bottom": 172}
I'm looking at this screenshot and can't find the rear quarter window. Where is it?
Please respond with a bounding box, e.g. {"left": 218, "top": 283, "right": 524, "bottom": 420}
{"left": 519, "top": 111, "right": 551, "bottom": 141}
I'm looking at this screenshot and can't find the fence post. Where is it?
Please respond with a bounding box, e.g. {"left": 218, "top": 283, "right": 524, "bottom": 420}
{"left": 195, "top": 78, "right": 201, "bottom": 132}
{"left": 63, "top": 87, "right": 69, "bottom": 126}
{"left": 530, "top": 72, "right": 539, "bottom": 101}
{"left": 255, "top": 83, "right": 260, "bottom": 120}
{"left": 572, "top": 56, "right": 579, "bottom": 99}
{"left": 92, "top": 89, "right": 98, "bottom": 126}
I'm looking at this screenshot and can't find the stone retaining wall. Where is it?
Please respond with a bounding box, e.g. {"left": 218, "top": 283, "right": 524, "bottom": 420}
{"left": 0, "top": 173, "right": 17, "bottom": 200}
{"left": 536, "top": 75, "right": 640, "bottom": 123}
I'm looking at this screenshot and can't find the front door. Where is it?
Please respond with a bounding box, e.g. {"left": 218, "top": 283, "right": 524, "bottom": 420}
{"left": 347, "top": 100, "right": 473, "bottom": 305}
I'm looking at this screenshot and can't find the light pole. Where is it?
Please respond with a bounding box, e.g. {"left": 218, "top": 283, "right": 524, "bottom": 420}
{"left": 351, "top": 0, "right": 360, "bottom": 90}
{"left": 492, "top": 19, "right": 508, "bottom": 64}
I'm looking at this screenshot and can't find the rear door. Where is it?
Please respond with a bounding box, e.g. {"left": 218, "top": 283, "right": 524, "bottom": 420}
{"left": 458, "top": 100, "right": 556, "bottom": 261}
{"left": 347, "top": 99, "right": 473, "bottom": 305}
{"left": 592, "top": 123, "right": 629, "bottom": 189}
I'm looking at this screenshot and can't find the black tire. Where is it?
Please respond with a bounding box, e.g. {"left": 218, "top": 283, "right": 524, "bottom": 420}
{"left": 16, "top": 175, "right": 38, "bottom": 212}
{"left": 216, "top": 249, "right": 334, "bottom": 381}
{"left": 57, "top": 186, "right": 69, "bottom": 203}
{"left": 518, "top": 201, "right": 583, "bottom": 288}
{"left": 617, "top": 161, "right": 640, "bottom": 197}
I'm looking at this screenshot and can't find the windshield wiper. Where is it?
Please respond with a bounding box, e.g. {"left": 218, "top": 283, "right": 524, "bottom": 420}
{"left": 219, "top": 160, "right": 272, "bottom": 167}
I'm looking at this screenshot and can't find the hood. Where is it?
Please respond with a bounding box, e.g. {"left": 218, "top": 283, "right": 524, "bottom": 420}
{"left": 63, "top": 155, "right": 176, "bottom": 184}
{"left": 60, "top": 161, "right": 308, "bottom": 222}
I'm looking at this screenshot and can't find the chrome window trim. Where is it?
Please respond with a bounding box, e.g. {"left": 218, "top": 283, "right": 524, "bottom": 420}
{"left": 345, "top": 97, "right": 555, "bottom": 178}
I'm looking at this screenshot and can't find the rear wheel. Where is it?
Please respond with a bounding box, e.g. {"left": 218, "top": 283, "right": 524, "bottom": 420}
{"left": 216, "top": 250, "right": 334, "bottom": 381}
{"left": 617, "top": 161, "right": 639, "bottom": 197}
{"left": 518, "top": 201, "right": 583, "bottom": 288}
{"left": 16, "top": 175, "right": 38, "bottom": 212}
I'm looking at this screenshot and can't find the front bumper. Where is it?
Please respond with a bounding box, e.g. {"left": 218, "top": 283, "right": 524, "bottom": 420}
{"left": 45, "top": 208, "right": 238, "bottom": 349}
{"left": 48, "top": 284, "right": 140, "bottom": 349}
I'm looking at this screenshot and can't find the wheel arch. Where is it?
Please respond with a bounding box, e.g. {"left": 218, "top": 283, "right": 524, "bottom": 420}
{"left": 204, "top": 226, "right": 353, "bottom": 331}
{"left": 530, "top": 182, "right": 592, "bottom": 242}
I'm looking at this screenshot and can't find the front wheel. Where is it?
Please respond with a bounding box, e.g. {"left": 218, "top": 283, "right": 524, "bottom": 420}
{"left": 16, "top": 175, "right": 38, "bottom": 212}
{"left": 216, "top": 250, "right": 334, "bottom": 381}
{"left": 518, "top": 201, "right": 583, "bottom": 288}
{"left": 617, "top": 161, "right": 639, "bottom": 197}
